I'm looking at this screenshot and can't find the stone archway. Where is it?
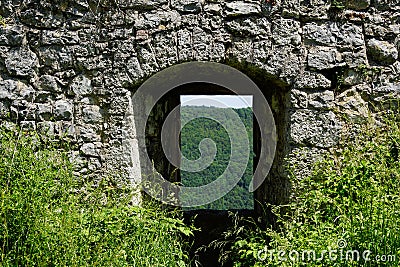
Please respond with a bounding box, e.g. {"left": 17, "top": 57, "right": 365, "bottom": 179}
{"left": 127, "top": 61, "right": 289, "bottom": 266}
{"left": 128, "top": 61, "right": 291, "bottom": 218}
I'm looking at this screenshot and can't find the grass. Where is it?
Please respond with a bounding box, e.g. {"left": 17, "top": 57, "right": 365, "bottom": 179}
{"left": 0, "top": 16, "right": 5, "bottom": 27}
{"left": 0, "top": 126, "right": 193, "bottom": 266}
{"left": 218, "top": 110, "right": 400, "bottom": 266}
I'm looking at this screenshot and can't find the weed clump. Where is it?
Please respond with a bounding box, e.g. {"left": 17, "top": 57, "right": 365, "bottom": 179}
{"left": 0, "top": 127, "right": 193, "bottom": 267}
{"left": 221, "top": 111, "right": 400, "bottom": 266}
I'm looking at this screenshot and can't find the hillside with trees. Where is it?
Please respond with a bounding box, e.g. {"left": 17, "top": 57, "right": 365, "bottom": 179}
{"left": 180, "top": 106, "right": 254, "bottom": 210}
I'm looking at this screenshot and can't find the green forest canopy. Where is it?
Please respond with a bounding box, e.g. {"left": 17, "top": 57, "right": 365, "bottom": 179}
{"left": 180, "top": 106, "right": 254, "bottom": 210}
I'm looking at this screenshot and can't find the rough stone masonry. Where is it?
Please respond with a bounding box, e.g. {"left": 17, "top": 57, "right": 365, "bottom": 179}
{"left": 0, "top": 0, "right": 399, "bottom": 207}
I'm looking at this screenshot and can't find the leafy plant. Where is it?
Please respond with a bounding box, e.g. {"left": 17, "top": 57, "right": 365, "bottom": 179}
{"left": 0, "top": 16, "right": 5, "bottom": 27}
{"left": 331, "top": 0, "right": 346, "bottom": 10}
{"left": 356, "top": 64, "right": 382, "bottom": 81}
{"left": 220, "top": 110, "right": 400, "bottom": 266}
{"left": 0, "top": 127, "right": 194, "bottom": 266}
{"left": 335, "top": 67, "right": 346, "bottom": 91}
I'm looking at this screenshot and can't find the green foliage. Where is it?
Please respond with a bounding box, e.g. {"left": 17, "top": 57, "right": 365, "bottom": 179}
{"left": 335, "top": 67, "right": 346, "bottom": 91}
{"left": 0, "top": 16, "right": 5, "bottom": 27}
{"left": 222, "top": 111, "right": 400, "bottom": 266}
{"left": 180, "top": 106, "right": 254, "bottom": 210}
{"left": 0, "top": 128, "right": 193, "bottom": 266}
{"left": 331, "top": 0, "right": 346, "bottom": 10}
{"left": 356, "top": 64, "right": 382, "bottom": 82}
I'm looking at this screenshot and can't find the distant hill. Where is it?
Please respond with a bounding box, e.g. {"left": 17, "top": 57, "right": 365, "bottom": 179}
{"left": 180, "top": 106, "right": 254, "bottom": 210}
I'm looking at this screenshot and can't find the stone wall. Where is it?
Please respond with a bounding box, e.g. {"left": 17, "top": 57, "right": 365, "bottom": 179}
{"left": 0, "top": 0, "right": 399, "bottom": 206}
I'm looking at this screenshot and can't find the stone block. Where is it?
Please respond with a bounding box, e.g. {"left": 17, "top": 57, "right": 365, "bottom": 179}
{"left": 126, "top": 56, "right": 145, "bottom": 81}
{"left": 308, "top": 46, "right": 344, "bottom": 70}
{"left": 282, "top": 0, "right": 331, "bottom": 20}
{"left": 225, "top": 2, "right": 261, "bottom": 17}
{"left": 294, "top": 71, "right": 331, "bottom": 89}
{"left": 0, "top": 25, "right": 25, "bottom": 46}
{"left": 117, "top": 0, "right": 168, "bottom": 9}
{"left": 303, "top": 22, "right": 364, "bottom": 47}
{"left": 290, "top": 89, "right": 334, "bottom": 109}
{"left": 336, "top": 88, "right": 370, "bottom": 120}
{"left": 266, "top": 46, "right": 303, "bottom": 84}
{"left": 37, "top": 46, "right": 74, "bottom": 72}
{"left": 204, "top": 3, "right": 222, "bottom": 14}
{"left": 0, "top": 101, "right": 10, "bottom": 118}
{"left": 5, "top": 47, "right": 39, "bottom": 77}
{"left": 342, "top": 48, "right": 368, "bottom": 68}
{"left": 82, "top": 105, "right": 103, "bottom": 124}
{"left": 36, "top": 103, "right": 53, "bottom": 121}
{"left": 54, "top": 100, "right": 73, "bottom": 120}
{"left": 226, "top": 17, "right": 271, "bottom": 37}
{"left": 20, "top": 9, "right": 64, "bottom": 29}
{"left": 303, "top": 22, "right": 336, "bottom": 46}
{"left": 290, "top": 109, "right": 342, "bottom": 148}
{"left": 70, "top": 75, "right": 93, "bottom": 96}
{"left": 272, "top": 18, "right": 301, "bottom": 46}
{"left": 0, "top": 80, "right": 18, "bottom": 100}
{"left": 42, "top": 30, "right": 80, "bottom": 45}
{"left": 80, "top": 142, "right": 102, "bottom": 157}
{"left": 88, "top": 157, "right": 102, "bottom": 171}
{"left": 367, "top": 39, "right": 398, "bottom": 65}
{"left": 79, "top": 124, "right": 101, "bottom": 142}
{"left": 308, "top": 90, "right": 334, "bottom": 109}
{"left": 291, "top": 89, "right": 308, "bottom": 108}
{"left": 172, "top": 0, "right": 202, "bottom": 13}
{"left": 38, "top": 75, "right": 62, "bottom": 93}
